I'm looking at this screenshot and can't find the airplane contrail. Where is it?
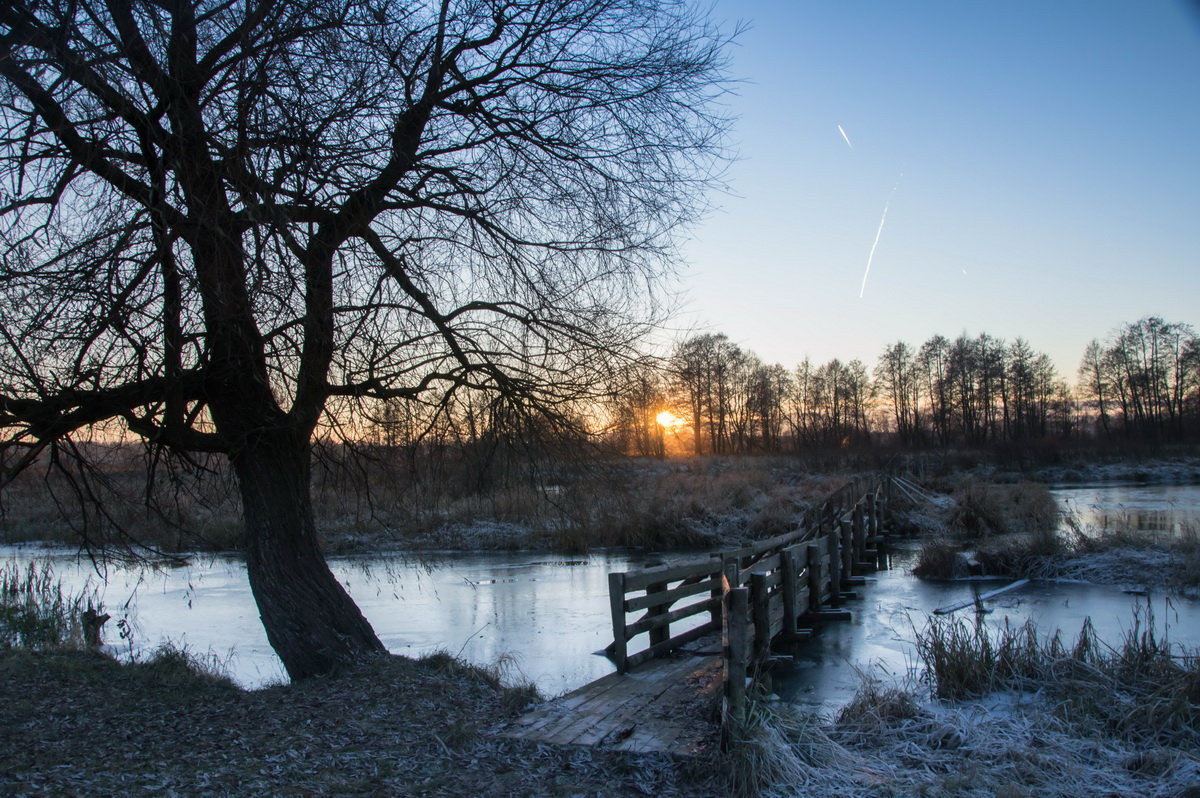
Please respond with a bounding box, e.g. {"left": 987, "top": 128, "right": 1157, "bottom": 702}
{"left": 859, "top": 175, "right": 903, "bottom": 298}
{"left": 837, "top": 124, "right": 853, "bottom": 149}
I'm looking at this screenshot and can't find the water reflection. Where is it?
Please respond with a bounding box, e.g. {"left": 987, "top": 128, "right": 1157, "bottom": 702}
{"left": 771, "top": 545, "right": 1200, "bottom": 713}
{"left": 7, "top": 482, "right": 1199, "bottom": 707}
{"left": 0, "top": 547, "right": 634, "bottom": 695}
{"left": 1052, "top": 482, "right": 1200, "bottom": 537}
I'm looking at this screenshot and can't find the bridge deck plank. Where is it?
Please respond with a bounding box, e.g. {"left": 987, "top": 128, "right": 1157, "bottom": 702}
{"left": 498, "top": 636, "right": 723, "bottom": 757}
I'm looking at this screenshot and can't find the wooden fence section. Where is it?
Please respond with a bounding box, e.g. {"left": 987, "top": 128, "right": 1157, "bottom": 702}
{"left": 606, "top": 477, "right": 888, "bottom": 672}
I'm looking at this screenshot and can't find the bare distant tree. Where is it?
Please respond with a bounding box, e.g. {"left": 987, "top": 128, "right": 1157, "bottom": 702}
{"left": 0, "top": 0, "right": 731, "bottom": 678}
{"left": 874, "top": 341, "right": 921, "bottom": 445}
{"left": 668, "top": 333, "right": 747, "bottom": 454}
{"left": 1091, "top": 317, "right": 1198, "bottom": 441}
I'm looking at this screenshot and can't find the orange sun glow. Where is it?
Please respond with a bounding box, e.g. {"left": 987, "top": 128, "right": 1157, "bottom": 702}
{"left": 656, "top": 411, "right": 686, "bottom": 428}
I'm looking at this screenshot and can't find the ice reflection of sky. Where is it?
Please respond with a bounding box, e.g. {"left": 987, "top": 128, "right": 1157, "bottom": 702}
{"left": 8, "top": 484, "right": 1199, "bottom": 705}
{"left": 1051, "top": 482, "right": 1200, "bottom": 536}
{"left": 773, "top": 544, "right": 1200, "bottom": 713}
{"left": 1, "top": 547, "right": 639, "bottom": 695}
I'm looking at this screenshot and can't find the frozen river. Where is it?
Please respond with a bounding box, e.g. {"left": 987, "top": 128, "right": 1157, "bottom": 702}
{"left": 5, "top": 479, "right": 1199, "bottom": 702}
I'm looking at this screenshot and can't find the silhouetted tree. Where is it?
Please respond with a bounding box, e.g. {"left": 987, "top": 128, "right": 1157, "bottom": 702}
{"left": 0, "top": 0, "right": 730, "bottom": 677}
{"left": 874, "top": 341, "right": 922, "bottom": 445}
{"left": 1090, "top": 317, "right": 1198, "bottom": 441}
{"left": 669, "top": 333, "right": 748, "bottom": 454}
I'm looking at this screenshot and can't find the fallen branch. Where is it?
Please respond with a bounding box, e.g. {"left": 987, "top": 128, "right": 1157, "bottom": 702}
{"left": 932, "top": 579, "right": 1030, "bottom": 615}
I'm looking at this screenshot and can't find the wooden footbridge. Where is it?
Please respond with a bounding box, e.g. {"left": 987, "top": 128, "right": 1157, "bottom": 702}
{"left": 501, "top": 476, "right": 896, "bottom": 756}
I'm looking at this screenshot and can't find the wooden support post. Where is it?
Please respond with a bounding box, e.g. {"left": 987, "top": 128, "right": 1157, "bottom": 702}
{"left": 806, "top": 543, "right": 822, "bottom": 612}
{"left": 750, "top": 571, "right": 770, "bottom": 660}
{"left": 827, "top": 531, "right": 842, "bottom": 607}
{"left": 709, "top": 565, "right": 724, "bottom": 629}
{"left": 835, "top": 523, "right": 854, "bottom": 585}
{"left": 725, "top": 586, "right": 749, "bottom": 726}
{"left": 852, "top": 503, "right": 866, "bottom": 564}
{"left": 647, "top": 580, "right": 669, "bottom": 648}
{"left": 780, "top": 546, "right": 799, "bottom": 638}
{"left": 608, "top": 572, "right": 628, "bottom": 673}
{"left": 723, "top": 558, "right": 739, "bottom": 591}
{"left": 876, "top": 494, "right": 889, "bottom": 569}
{"left": 866, "top": 493, "right": 878, "bottom": 538}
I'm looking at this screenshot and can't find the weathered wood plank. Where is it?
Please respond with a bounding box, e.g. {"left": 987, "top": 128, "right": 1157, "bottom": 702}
{"left": 740, "top": 552, "right": 783, "bottom": 578}
{"left": 627, "top": 596, "right": 720, "bottom": 637}
{"left": 622, "top": 559, "right": 723, "bottom": 591}
{"left": 624, "top": 620, "right": 720, "bottom": 670}
{"left": 624, "top": 576, "right": 721, "bottom": 612}
{"left": 502, "top": 650, "right": 722, "bottom": 755}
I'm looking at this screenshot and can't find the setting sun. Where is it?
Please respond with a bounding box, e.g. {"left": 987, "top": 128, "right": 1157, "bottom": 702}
{"left": 655, "top": 410, "right": 687, "bottom": 429}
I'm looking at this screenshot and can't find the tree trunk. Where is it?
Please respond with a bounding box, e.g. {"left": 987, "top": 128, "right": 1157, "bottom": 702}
{"left": 233, "top": 431, "right": 385, "bottom": 680}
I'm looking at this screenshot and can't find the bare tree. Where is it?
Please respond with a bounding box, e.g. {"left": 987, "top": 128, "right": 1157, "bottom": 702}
{"left": 874, "top": 340, "right": 921, "bottom": 445}
{"left": 668, "top": 333, "right": 745, "bottom": 455}
{"left": 0, "top": 0, "right": 730, "bottom": 678}
{"left": 1091, "top": 317, "right": 1198, "bottom": 441}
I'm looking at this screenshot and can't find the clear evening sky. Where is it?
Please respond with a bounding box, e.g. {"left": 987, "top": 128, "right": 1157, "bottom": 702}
{"left": 673, "top": 0, "right": 1200, "bottom": 377}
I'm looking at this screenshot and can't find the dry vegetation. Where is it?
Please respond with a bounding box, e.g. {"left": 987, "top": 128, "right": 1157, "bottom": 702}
{"left": 908, "top": 475, "right": 1200, "bottom": 596}
{"left": 726, "top": 610, "right": 1200, "bottom": 797}
{"left": 0, "top": 452, "right": 844, "bottom": 556}
{"left": 911, "top": 480, "right": 1063, "bottom": 580}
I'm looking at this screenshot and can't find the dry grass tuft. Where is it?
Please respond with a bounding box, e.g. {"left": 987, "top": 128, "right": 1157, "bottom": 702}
{"left": 914, "top": 606, "right": 1200, "bottom": 747}
{"left": 0, "top": 559, "right": 100, "bottom": 648}
{"left": 724, "top": 613, "right": 1200, "bottom": 797}
{"left": 911, "top": 538, "right": 967, "bottom": 579}
{"left": 948, "top": 481, "right": 1060, "bottom": 538}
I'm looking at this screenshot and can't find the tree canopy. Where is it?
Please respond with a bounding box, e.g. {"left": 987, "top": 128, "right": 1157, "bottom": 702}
{"left": 0, "top": 0, "right": 732, "bottom": 677}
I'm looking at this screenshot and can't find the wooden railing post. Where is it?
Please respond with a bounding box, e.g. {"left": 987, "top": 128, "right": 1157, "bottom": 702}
{"left": 709, "top": 558, "right": 725, "bottom": 629}
{"left": 806, "top": 542, "right": 822, "bottom": 612}
{"left": 835, "top": 516, "right": 854, "bottom": 585}
{"left": 723, "top": 557, "right": 739, "bottom": 592}
{"left": 725, "top": 586, "right": 749, "bottom": 725}
{"left": 853, "top": 503, "right": 866, "bottom": 564}
{"left": 750, "top": 571, "right": 769, "bottom": 660}
{"left": 780, "top": 545, "right": 799, "bottom": 638}
{"left": 608, "top": 571, "right": 628, "bottom": 673}
{"left": 647, "top": 579, "right": 669, "bottom": 648}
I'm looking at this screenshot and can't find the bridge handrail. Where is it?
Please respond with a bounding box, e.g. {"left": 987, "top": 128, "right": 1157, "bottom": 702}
{"left": 606, "top": 475, "right": 892, "bottom": 674}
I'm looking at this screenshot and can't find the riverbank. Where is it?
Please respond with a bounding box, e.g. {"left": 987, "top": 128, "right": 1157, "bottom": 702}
{"left": 0, "top": 647, "right": 718, "bottom": 796}
{"left": 735, "top": 610, "right": 1200, "bottom": 797}
{"left": 902, "top": 467, "right": 1200, "bottom": 598}
{"left": 0, "top": 455, "right": 846, "bottom": 557}
{"left": 3, "top": 450, "right": 1197, "bottom": 558}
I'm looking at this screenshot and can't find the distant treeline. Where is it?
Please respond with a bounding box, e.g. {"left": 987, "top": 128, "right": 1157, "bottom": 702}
{"left": 606, "top": 316, "right": 1200, "bottom": 455}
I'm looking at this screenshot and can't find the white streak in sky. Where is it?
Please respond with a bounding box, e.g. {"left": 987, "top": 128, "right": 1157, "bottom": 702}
{"left": 859, "top": 175, "right": 903, "bottom": 298}
{"left": 837, "top": 124, "right": 853, "bottom": 149}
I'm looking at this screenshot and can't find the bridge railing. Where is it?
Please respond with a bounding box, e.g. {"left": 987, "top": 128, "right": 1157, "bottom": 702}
{"left": 606, "top": 476, "right": 892, "bottom": 677}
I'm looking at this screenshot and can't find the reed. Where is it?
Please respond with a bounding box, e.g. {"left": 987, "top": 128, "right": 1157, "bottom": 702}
{"left": 914, "top": 605, "right": 1200, "bottom": 746}
{"left": 0, "top": 559, "right": 100, "bottom": 648}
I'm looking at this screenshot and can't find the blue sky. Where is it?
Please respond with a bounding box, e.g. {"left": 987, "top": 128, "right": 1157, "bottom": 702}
{"left": 673, "top": 0, "right": 1200, "bottom": 376}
